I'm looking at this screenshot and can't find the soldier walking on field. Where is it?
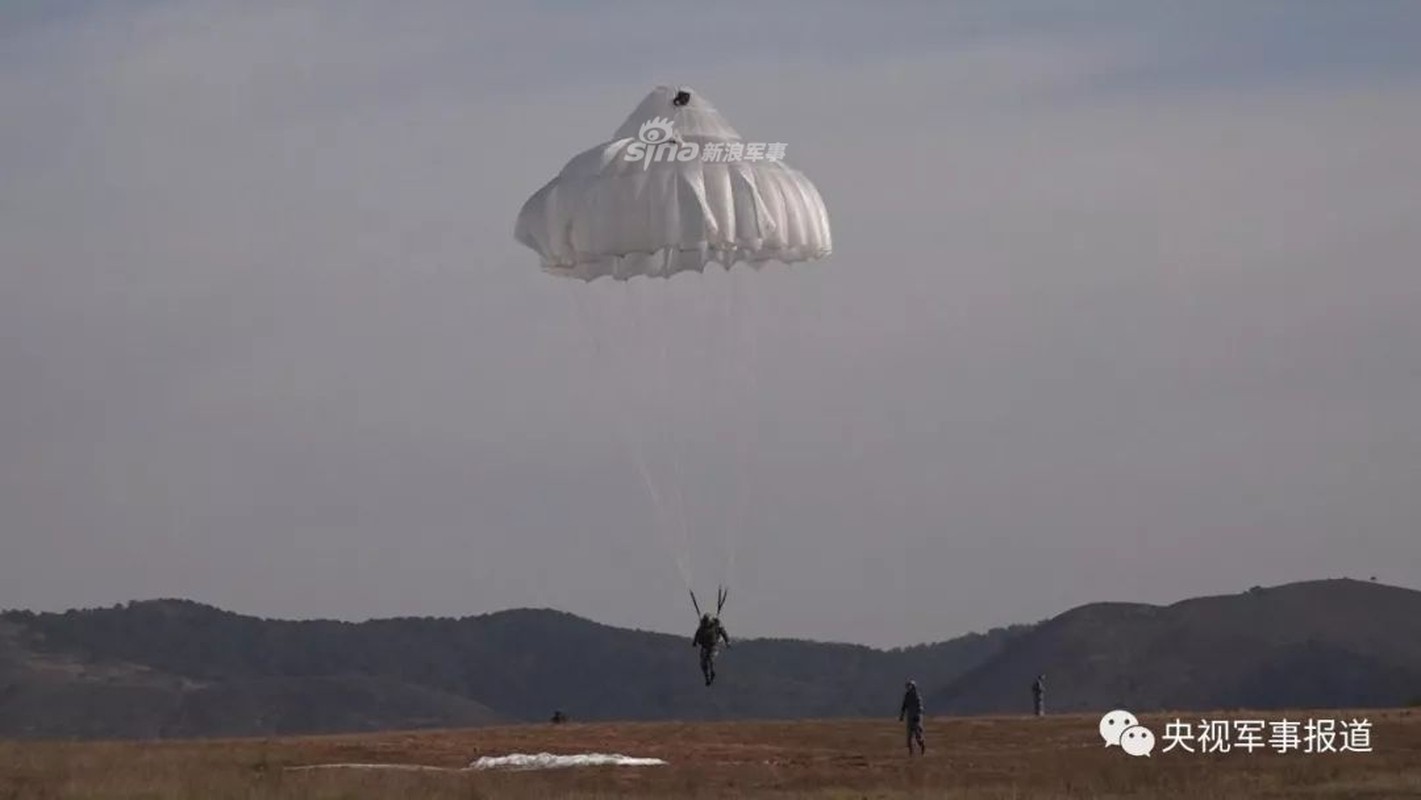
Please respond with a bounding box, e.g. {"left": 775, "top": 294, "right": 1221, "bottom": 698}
{"left": 899, "top": 680, "right": 926, "bottom": 755}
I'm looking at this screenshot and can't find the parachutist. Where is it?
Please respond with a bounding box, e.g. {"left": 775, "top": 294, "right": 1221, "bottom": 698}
{"left": 692, "top": 612, "right": 730, "bottom": 686}
{"left": 690, "top": 586, "right": 729, "bottom": 686}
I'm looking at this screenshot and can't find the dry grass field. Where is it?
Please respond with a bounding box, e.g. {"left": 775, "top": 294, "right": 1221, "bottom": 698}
{"left": 3, "top": 709, "right": 1419, "bottom": 799}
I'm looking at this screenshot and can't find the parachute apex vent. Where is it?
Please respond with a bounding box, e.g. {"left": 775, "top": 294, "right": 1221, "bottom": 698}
{"left": 611, "top": 86, "right": 741, "bottom": 142}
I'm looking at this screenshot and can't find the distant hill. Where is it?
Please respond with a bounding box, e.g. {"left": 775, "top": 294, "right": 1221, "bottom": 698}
{"left": 0, "top": 600, "right": 1026, "bottom": 739}
{"left": 2, "top": 578, "right": 1417, "bottom": 740}
{"left": 0, "top": 615, "right": 503, "bottom": 739}
{"left": 929, "top": 578, "right": 1421, "bottom": 715}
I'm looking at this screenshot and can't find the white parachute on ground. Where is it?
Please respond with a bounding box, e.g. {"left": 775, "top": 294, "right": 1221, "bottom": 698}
{"left": 470, "top": 752, "right": 668, "bottom": 771}
{"left": 286, "top": 753, "right": 669, "bottom": 773}
{"left": 513, "top": 85, "right": 832, "bottom": 605}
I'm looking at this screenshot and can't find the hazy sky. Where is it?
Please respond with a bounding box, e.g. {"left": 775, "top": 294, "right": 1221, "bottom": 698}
{"left": 3, "top": 2, "right": 1420, "bottom": 647}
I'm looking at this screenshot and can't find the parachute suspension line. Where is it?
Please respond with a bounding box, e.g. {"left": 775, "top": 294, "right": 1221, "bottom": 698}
{"left": 629, "top": 278, "right": 695, "bottom": 587}
{"left": 714, "top": 269, "right": 735, "bottom": 591}
{"left": 713, "top": 267, "right": 737, "bottom": 590}
{"left": 568, "top": 282, "right": 691, "bottom": 590}
{"left": 648, "top": 278, "right": 698, "bottom": 588}
{"left": 785, "top": 258, "right": 826, "bottom": 351}
{"left": 701, "top": 268, "right": 736, "bottom": 594}
{"left": 721, "top": 266, "right": 761, "bottom": 592}
{"left": 687, "top": 267, "right": 743, "bottom": 602}
{"left": 643, "top": 280, "right": 696, "bottom": 590}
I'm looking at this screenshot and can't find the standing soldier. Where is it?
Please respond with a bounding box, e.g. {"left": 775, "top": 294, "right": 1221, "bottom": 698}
{"left": 1032, "top": 674, "right": 1045, "bottom": 716}
{"left": 899, "top": 680, "right": 926, "bottom": 755}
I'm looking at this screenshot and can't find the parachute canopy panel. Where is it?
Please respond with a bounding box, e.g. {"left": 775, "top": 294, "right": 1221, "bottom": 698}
{"left": 514, "top": 85, "right": 832, "bottom": 282}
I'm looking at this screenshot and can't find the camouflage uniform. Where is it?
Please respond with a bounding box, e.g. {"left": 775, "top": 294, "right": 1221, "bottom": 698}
{"left": 692, "top": 615, "right": 730, "bottom": 686}
{"left": 899, "top": 681, "right": 926, "bottom": 755}
{"left": 1033, "top": 675, "right": 1045, "bottom": 716}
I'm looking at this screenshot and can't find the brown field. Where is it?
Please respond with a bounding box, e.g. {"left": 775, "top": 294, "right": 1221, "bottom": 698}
{"left": 3, "top": 710, "right": 1420, "bottom": 799}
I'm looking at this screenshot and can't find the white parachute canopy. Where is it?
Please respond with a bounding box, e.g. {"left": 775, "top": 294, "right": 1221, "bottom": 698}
{"left": 514, "top": 85, "right": 832, "bottom": 281}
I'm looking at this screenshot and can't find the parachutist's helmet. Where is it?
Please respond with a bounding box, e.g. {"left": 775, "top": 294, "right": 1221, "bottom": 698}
{"left": 702, "top": 613, "right": 711, "bottom": 623}
{"left": 906, "top": 680, "right": 916, "bottom": 689}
